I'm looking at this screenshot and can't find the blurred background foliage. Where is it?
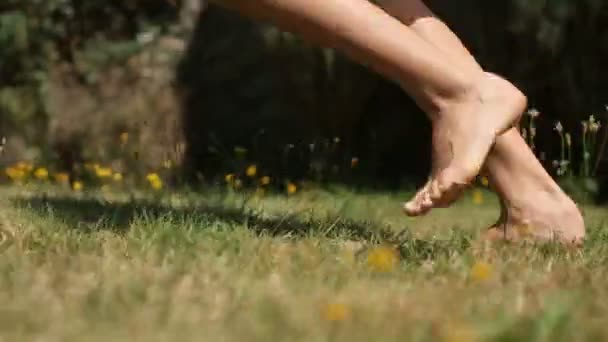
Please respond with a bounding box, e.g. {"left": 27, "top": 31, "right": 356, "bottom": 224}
{"left": 1, "top": 0, "right": 607, "bottom": 198}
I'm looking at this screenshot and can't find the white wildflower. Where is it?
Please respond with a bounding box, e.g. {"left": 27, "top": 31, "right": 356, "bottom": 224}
{"left": 555, "top": 121, "right": 563, "bottom": 133}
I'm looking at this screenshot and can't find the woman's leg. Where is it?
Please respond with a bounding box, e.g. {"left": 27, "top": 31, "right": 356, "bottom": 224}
{"left": 379, "top": 0, "right": 584, "bottom": 244}
{"left": 214, "top": 0, "right": 525, "bottom": 212}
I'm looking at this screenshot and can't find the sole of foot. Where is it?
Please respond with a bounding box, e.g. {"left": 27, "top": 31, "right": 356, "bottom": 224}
{"left": 404, "top": 73, "right": 527, "bottom": 216}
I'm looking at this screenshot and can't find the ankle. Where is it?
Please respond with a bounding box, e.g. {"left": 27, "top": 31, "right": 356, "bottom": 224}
{"left": 443, "top": 80, "right": 479, "bottom": 109}
{"left": 421, "top": 76, "right": 481, "bottom": 119}
{"left": 500, "top": 178, "right": 566, "bottom": 210}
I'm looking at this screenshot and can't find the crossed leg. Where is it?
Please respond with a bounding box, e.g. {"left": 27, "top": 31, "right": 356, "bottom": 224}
{"left": 213, "top": 0, "right": 584, "bottom": 245}
{"left": 215, "top": 0, "right": 523, "bottom": 215}
{"left": 379, "top": 0, "right": 584, "bottom": 245}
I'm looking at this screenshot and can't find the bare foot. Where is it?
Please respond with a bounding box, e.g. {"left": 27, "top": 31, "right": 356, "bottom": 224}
{"left": 404, "top": 74, "right": 527, "bottom": 216}
{"left": 482, "top": 191, "right": 585, "bottom": 247}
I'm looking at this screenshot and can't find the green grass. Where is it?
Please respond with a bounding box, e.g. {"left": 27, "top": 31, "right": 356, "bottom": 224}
{"left": 0, "top": 185, "right": 607, "bottom": 341}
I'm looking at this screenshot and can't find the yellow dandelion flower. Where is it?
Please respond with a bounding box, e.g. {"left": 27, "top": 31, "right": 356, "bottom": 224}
{"left": 34, "top": 167, "right": 49, "bottom": 181}
{"left": 5, "top": 167, "right": 25, "bottom": 183}
{"left": 146, "top": 173, "right": 163, "bottom": 190}
{"left": 286, "top": 182, "right": 297, "bottom": 195}
{"left": 324, "top": 303, "right": 350, "bottom": 321}
{"left": 470, "top": 261, "right": 492, "bottom": 282}
{"left": 146, "top": 173, "right": 160, "bottom": 182}
{"left": 5, "top": 167, "right": 18, "bottom": 178}
{"left": 150, "top": 179, "right": 163, "bottom": 190}
{"left": 95, "top": 166, "right": 113, "bottom": 179}
{"left": 351, "top": 157, "right": 359, "bottom": 168}
{"left": 260, "top": 176, "right": 271, "bottom": 185}
{"left": 366, "top": 245, "right": 399, "bottom": 272}
{"left": 16, "top": 161, "right": 33, "bottom": 173}
{"left": 72, "top": 181, "right": 83, "bottom": 192}
{"left": 480, "top": 176, "right": 489, "bottom": 187}
{"left": 113, "top": 173, "right": 123, "bottom": 182}
{"left": 120, "top": 132, "right": 129, "bottom": 145}
{"left": 472, "top": 189, "right": 484, "bottom": 205}
{"left": 225, "top": 173, "right": 235, "bottom": 183}
{"left": 54, "top": 172, "right": 69, "bottom": 184}
{"left": 246, "top": 165, "right": 257, "bottom": 177}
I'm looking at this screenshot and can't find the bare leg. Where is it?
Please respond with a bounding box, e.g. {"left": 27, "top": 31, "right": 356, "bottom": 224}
{"left": 379, "top": 0, "right": 584, "bottom": 244}
{"left": 215, "top": 0, "right": 524, "bottom": 212}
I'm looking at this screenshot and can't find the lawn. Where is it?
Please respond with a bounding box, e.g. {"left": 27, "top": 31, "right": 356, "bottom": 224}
{"left": 0, "top": 185, "right": 607, "bottom": 341}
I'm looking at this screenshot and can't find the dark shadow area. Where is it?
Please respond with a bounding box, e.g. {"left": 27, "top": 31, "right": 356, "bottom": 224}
{"left": 598, "top": 176, "right": 608, "bottom": 204}
{"left": 14, "top": 195, "right": 471, "bottom": 261}
{"left": 176, "top": 4, "right": 432, "bottom": 189}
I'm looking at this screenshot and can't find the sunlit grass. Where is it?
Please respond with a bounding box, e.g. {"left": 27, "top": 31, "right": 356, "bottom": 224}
{"left": 0, "top": 185, "right": 606, "bottom": 341}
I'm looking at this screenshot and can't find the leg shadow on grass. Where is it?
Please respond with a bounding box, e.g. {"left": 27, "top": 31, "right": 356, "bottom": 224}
{"left": 12, "top": 195, "right": 472, "bottom": 260}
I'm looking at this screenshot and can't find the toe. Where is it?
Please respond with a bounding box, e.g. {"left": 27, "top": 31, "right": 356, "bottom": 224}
{"left": 419, "top": 190, "right": 434, "bottom": 212}
{"left": 422, "top": 190, "right": 433, "bottom": 207}
{"left": 428, "top": 179, "right": 456, "bottom": 209}
{"left": 403, "top": 183, "right": 431, "bottom": 216}
{"left": 403, "top": 201, "right": 420, "bottom": 216}
{"left": 404, "top": 171, "right": 472, "bottom": 216}
{"left": 429, "top": 180, "right": 442, "bottom": 202}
